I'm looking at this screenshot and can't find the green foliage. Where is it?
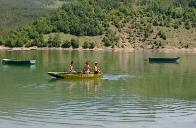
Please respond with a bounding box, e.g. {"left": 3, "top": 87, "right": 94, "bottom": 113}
{"left": 53, "top": 34, "right": 61, "bottom": 47}
{"left": 153, "top": 40, "right": 162, "bottom": 48}
{"left": 0, "top": 0, "right": 53, "bottom": 35}
{"left": 71, "top": 38, "right": 79, "bottom": 48}
{"left": 103, "top": 31, "right": 119, "bottom": 47}
{"left": 102, "top": 37, "right": 111, "bottom": 47}
{"left": 15, "top": 39, "right": 24, "bottom": 47}
{"left": 61, "top": 40, "right": 71, "bottom": 48}
{"left": 47, "top": 34, "right": 61, "bottom": 47}
{"left": 47, "top": 35, "right": 54, "bottom": 47}
{"left": 157, "top": 31, "right": 167, "bottom": 40}
{"left": 173, "top": 24, "right": 179, "bottom": 29}
{"left": 25, "top": 35, "right": 46, "bottom": 47}
{"left": 89, "top": 41, "right": 95, "bottom": 49}
{"left": 1, "top": 0, "right": 196, "bottom": 48}
{"left": 179, "top": 41, "right": 192, "bottom": 48}
{"left": 173, "top": 0, "right": 196, "bottom": 7}
{"left": 36, "top": 35, "right": 47, "bottom": 47}
{"left": 146, "top": 1, "right": 196, "bottom": 29}
{"left": 3, "top": 31, "right": 27, "bottom": 47}
{"left": 144, "top": 31, "right": 149, "bottom": 39}
{"left": 153, "top": 19, "right": 159, "bottom": 26}
{"left": 83, "top": 41, "right": 95, "bottom": 49}
{"left": 83, "top": 41, "right": 91, "bottom": 49}
{"left": 51, "top": 0, "right": 105, "bottom": 36}
{"left": 0, "top": 36, "right": 3, "bottom": 45}
{"left": 173, "top": 20, "right": 181, "bottom": 29}
{"left": 34, "top": 17, "right": 53, "bottom": 34}
{"left": 4, "top": 37, "right": 14, "bottom": 48}
{"left": 185, "top": 21, "right": 192, "bottom": 29}
{"left": 144, "top": 24, "right": 153, "bottom": 38}
{"left": 189, "top": 1, "right": 196, "bottom": 8}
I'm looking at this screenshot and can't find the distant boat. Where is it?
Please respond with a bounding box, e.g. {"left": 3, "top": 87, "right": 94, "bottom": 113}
{"left": 149, "top": 57, "right": 180, "bottom": 63}
{"left": 48, "top": 72, "right": 103, "bottom": 79}
{"left": 2, "top": 59, "right": 36, "bottom": 65}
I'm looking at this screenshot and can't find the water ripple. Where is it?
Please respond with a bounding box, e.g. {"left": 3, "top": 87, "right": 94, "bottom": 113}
{"left": 103, "top": 74, "right": 141, "bottom": 80}
{"left": 1, "top": 95, "right": 196, "bottom": 128}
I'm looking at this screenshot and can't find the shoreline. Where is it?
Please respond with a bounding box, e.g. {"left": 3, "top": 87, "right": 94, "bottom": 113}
{"left": 0, "top": 46, "right": 196, "bottom": 53}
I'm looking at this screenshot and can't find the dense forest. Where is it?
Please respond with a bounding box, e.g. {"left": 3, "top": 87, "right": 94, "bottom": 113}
{"left": 0, "top": 0, "right": 195, "bottom": 49}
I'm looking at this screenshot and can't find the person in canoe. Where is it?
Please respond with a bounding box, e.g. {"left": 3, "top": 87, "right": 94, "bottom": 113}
{"left": 94, "top": 61, "right": 102, "bottom": 74}
{"left": 83, "top": 61, "right": 91, "bottom": 74}
{"left": 69, "top": 61, "right": 76, "bottom": 73}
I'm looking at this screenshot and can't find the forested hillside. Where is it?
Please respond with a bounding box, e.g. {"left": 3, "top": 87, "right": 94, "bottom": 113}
{"left": 0, "top": 0, "right": 59, "bottom": 35}
{"left": 0, "top": 0, "right": 195, "bottom": 49}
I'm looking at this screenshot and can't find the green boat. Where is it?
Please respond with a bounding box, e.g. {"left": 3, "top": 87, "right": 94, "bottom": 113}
{"left": 48, "top": 72, "right": 104, "bottom": 79}
{"left": 149, "top": 57, "right": 180, "bottom": 63}
{"left": 2, "top": 59, "right": 36, "bottom": 65}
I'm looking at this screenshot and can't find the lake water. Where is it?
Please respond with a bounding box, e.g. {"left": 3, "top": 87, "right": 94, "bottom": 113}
{"left": 0, "top": 50, "right": 196, "bottom": 128}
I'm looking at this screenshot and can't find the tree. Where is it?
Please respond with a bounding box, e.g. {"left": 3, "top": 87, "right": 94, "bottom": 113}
{"left": 83, "top": 41, "right": 95, "bottom": 49}
{"left": 34, "top": 17, "right": 52, "bottom": 34}
{"left": 157, "top": 31, "right": 167, "bottom": 40}
{"left": 4, "top": 37, "right": 14, "bottom": 48}
{"left": 47, "top": 34, "right": 61, "bottom": 47}
{"left": 61, "top": 40, "right": 71, "bottom": 48}
{"left": 0, "top": 36, "right": 3, "bottom": 45}
{"left": 36, "top": 35, "right": 47, "bottom": 47}
{"left": 89, "top": 41, "right": 95, "bottom": 49}
{"left": 83, "top": 41, "right": 91, "bottom": 49}
{"left": 47, "top": 35, "right": 54, "bottom": 47}
{"left": 53, "top": 34, "right": 61, "bottom": 47}
{"left": 189, "top": 1, "right": 196, "bottom": 8}
{"left": 103, "top": 37, "right": 112, "bottom": 47}
{"left": 15, "top": 38, "right": 24, "bottom": 47}
{"left": 103, "top": 30, "right": 119, "bottom": 47}
{"left": 185, "top": 21, "right": 191, "bottom": 30}
{"left": 1, "top": 0, "right": 196, "bottom": 49}
{"left": 71, "top": 38, "right": 79, "bottom": 48}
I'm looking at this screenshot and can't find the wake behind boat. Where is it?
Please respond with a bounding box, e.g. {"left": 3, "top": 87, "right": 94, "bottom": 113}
{"left": 2, "top": 59, "right": 36, "bottom": 65}
{"left": 48, "top": 72, "right": 104, "bottom": 79}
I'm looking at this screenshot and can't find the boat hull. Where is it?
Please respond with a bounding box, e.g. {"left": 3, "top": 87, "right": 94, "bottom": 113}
{"left": 2, "top": 59, "right": 36, "bottom": 65}
{"left": 149, "top": 57, "right": 180, "bottom": 63}
{"left": 48, "top": 72, "right": 104, "bottom": 79}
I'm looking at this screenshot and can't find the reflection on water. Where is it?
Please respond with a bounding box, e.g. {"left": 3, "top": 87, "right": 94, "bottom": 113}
{"left": 0, "top": 50, "right": 196, "bottom": 128}
{"left": 2, "top": 65, "right": 36, "bottom": 70}
{"left": 48, "top": 78, "right": 103, "bottom": 95}
{"left": 149, "top": 61, "right": 180, "bottom": 64}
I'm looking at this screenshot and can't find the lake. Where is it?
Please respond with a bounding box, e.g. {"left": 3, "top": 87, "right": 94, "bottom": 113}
{"left": 0, "top": 50, "right": 196, "bottom": 128}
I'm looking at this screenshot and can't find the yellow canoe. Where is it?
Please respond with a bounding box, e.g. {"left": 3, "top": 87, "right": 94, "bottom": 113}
{"left": 48, "top": 72, "right": 104, "bottom": 79}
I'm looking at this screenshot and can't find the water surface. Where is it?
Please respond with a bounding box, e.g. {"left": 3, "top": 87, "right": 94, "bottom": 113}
{"left": 0, "top": 50, "right": 196, "bottom": 128}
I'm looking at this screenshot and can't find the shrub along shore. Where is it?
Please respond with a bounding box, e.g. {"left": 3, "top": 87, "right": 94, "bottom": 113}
{"left": 1, "top": 45, "right": 196, "bottom": 53}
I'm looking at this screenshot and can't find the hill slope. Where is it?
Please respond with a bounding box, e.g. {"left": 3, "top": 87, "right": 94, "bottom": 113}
{"left": 0, "top": 0, "right": 57, "bottom": 35}
{"left": 0, "top": 0, "right": 196, "bottom": 49}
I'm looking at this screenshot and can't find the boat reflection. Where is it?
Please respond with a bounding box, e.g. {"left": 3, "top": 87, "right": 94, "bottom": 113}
{"left": 2, "top": 64, "right": 36, "bottom": 70}
{"left": 49, "top": 78, "right": 103, "bottom": 95}
{"left": 149, "top": 61, "right": 179, "bottom": 64}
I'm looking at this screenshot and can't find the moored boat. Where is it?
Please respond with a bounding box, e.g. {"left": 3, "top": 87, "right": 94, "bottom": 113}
{"left": 48, "top": 72, "right": 104, "bottom": 79}
{"left": 149, "top": 57, "right": 180, "bottom": 63}
{"left": 2, "top": 59, "right": 36, "bottom": 65}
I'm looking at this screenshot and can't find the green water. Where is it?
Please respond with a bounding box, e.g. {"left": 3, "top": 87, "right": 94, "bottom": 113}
{"left": 0, "top": 50, "right": 196, "bottom": 128}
